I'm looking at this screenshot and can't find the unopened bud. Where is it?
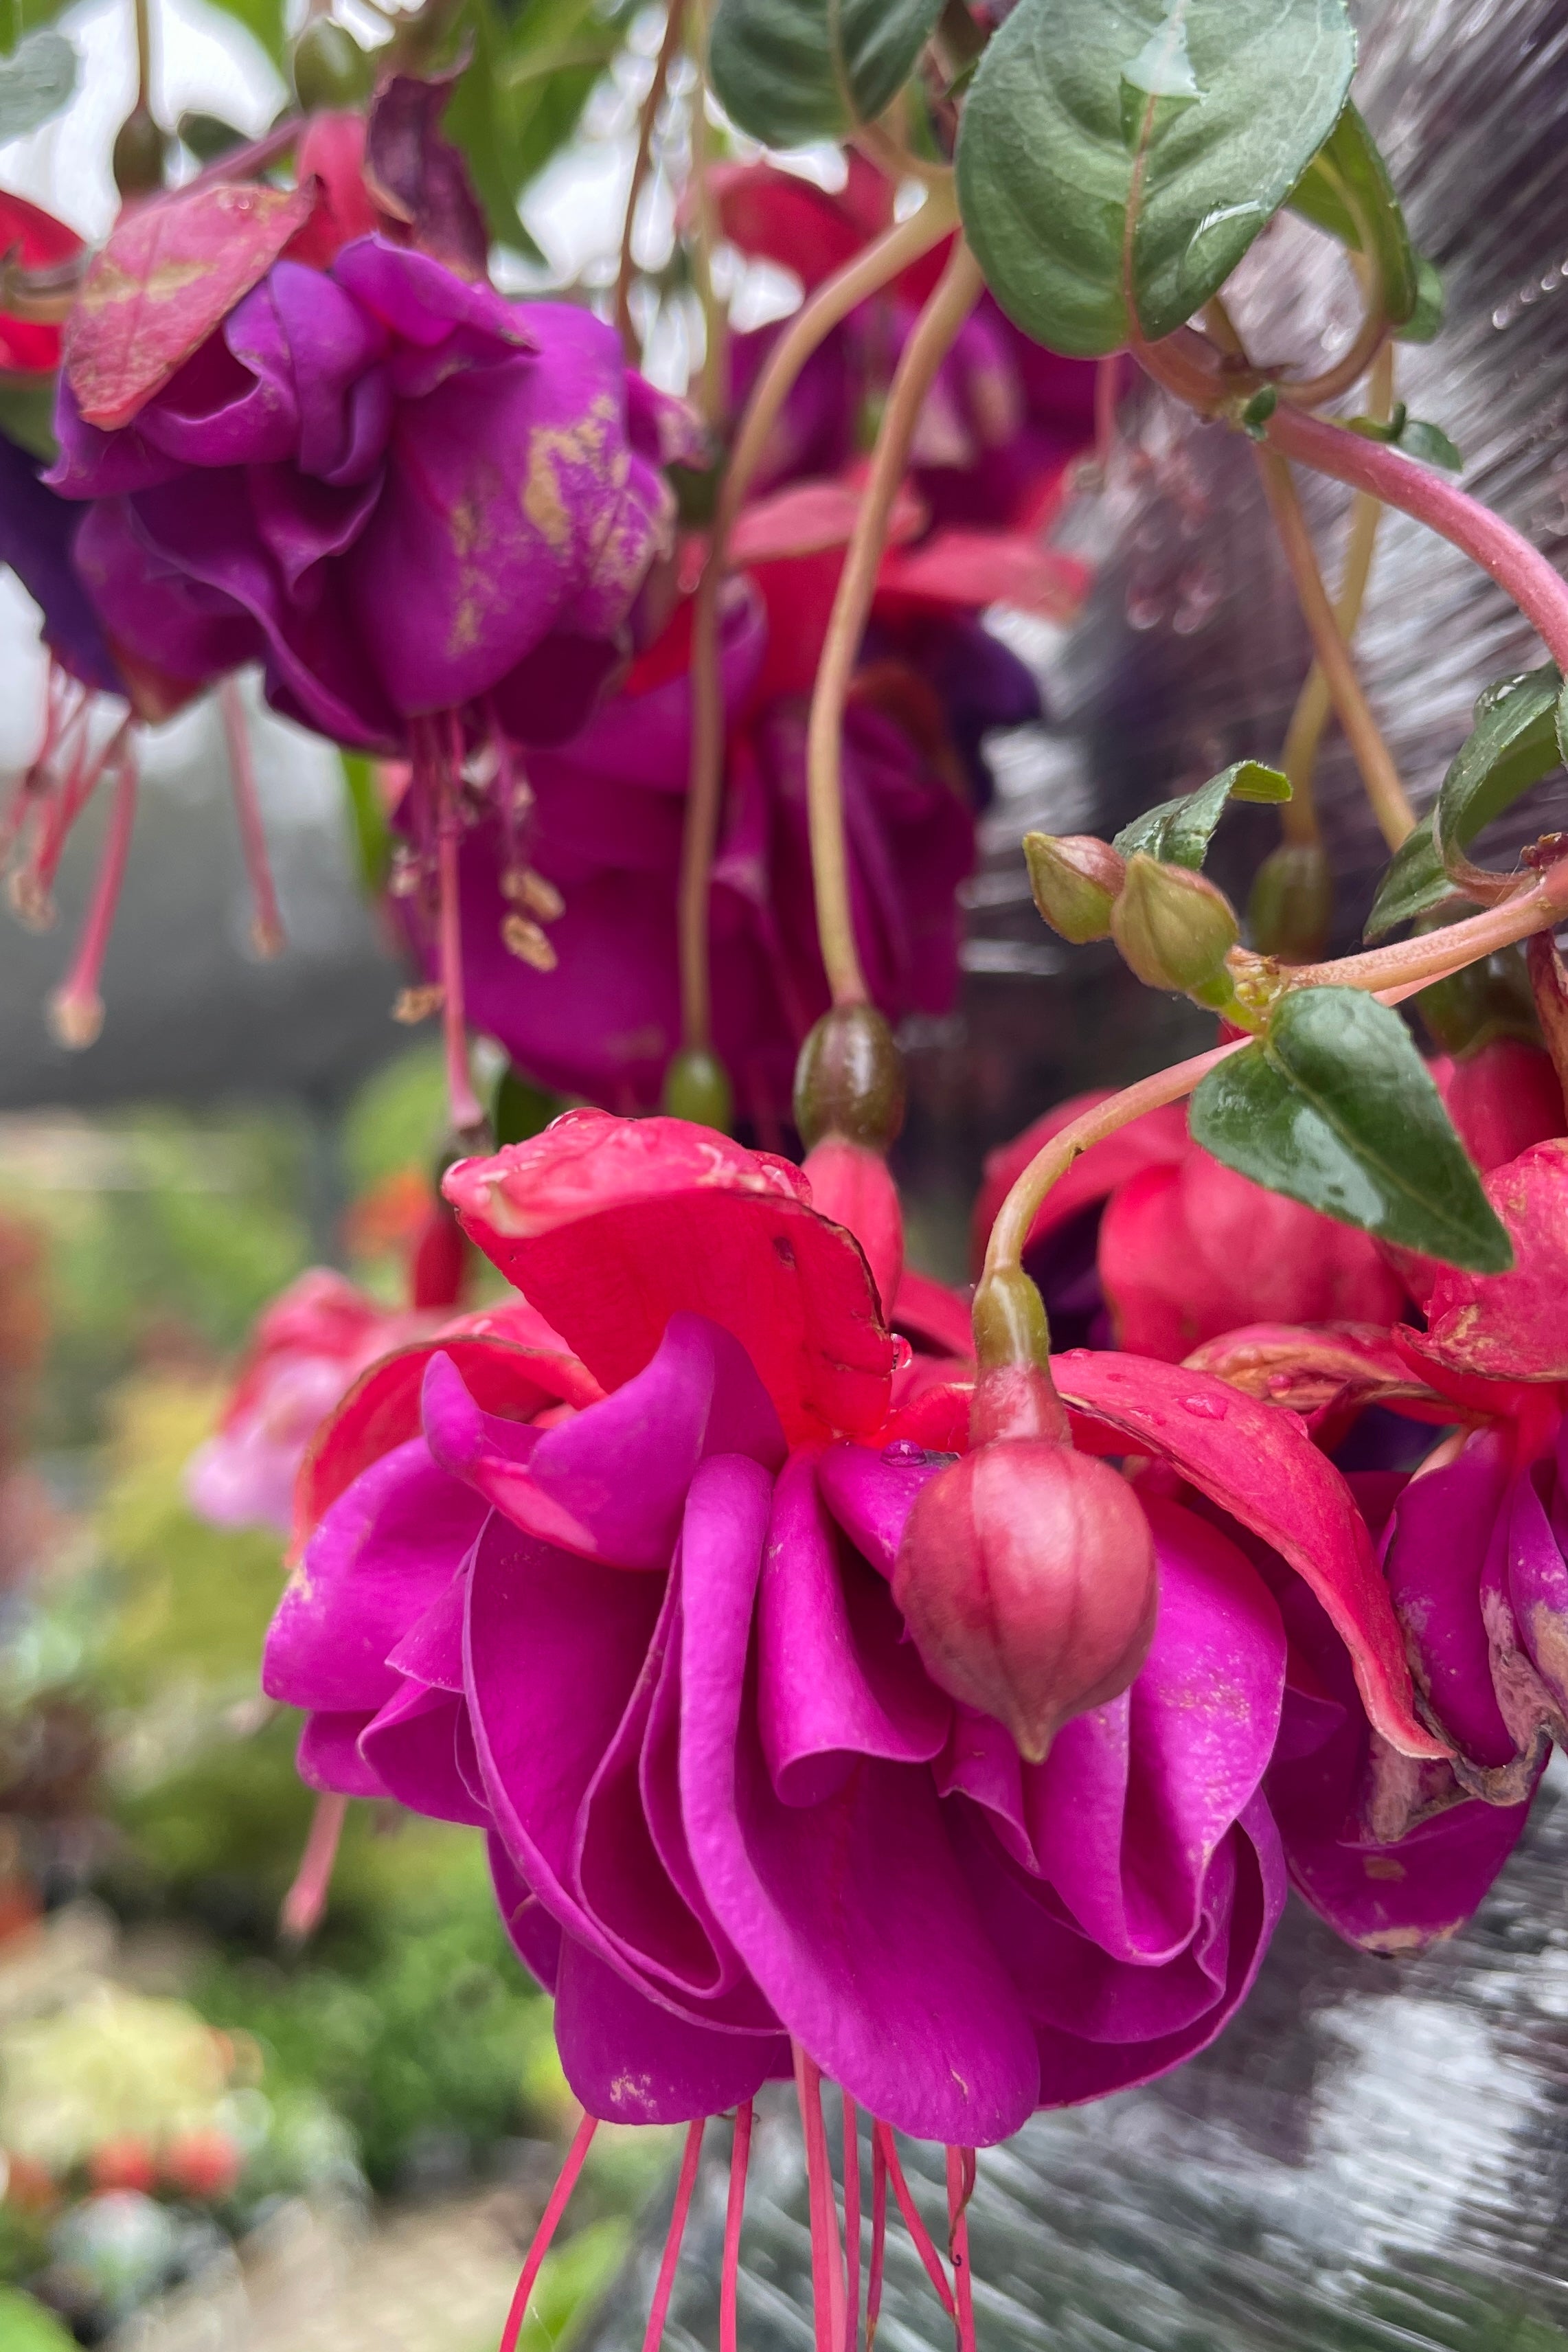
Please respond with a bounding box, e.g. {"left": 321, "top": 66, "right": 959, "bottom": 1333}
{"left": 894, "top": 1440, "right": 1158, "bottom": 1763}
{"left": 1248, "top": 841, "right": 1332, "bottom": 962}
{"left": 793, "top": 1004, "right": 905, "bottom": 1153}
{"left": 113, "top": 106, "right": 169, "bottom": 199}
{"left": 1023, "top": 832, "right": 1125, "bottom": 943}
{"left": 1111, "top": 852, "right": 1238, "bottom": 993}
{"left": 661, "top": 1045, "right": 734, "bottom": 1133}
{"left": 291, "top": 16, "right": 372, "bottom": 111}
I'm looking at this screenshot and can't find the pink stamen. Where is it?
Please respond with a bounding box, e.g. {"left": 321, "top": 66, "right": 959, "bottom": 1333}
{"left": 436, "top": 778, "right": 484, "bottom": 1136}
{"left": 843, "top": 2094, "right": 861, "bottom": 2352}
{"left": 639, "top": 2116, "right": 705, "bottom": 2352}
{"left": 873, "top": 2121, "right": 955, "bottom": 2322}
{"left": 720, "top": 2099, "right": 753, "bottom": 2352}
{"left": 795, "top": 2046, "right": 847, "bottom": 2352}
{"left": 867, "top": 2130, "right": 887, "bottom": 2352}
{"left": 945, "top": 2147, "right": 976, "bottom": 2352}
{"left": 220, "top": 679, "right": 285, "bottom": 957}
{"left": 278, "top": 1791, "right": 348, "bottom": 1943}
{"left": 499, "top": 2113, "right": 598, "bottom": 2352}
{"left": 47, "top": 745, "right": 137, "bottom": 1049}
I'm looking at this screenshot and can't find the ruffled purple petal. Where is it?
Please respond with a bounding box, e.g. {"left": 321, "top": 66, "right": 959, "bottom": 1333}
{"left": 817, "top": 1437, "right": 946, "bottom": 1579}
{"left": 1384, "top": 1433, "right": 1518, "bottom": 1767}
{"left": 359, "top": 1677, "right": 490, "bottom": 1825}
{"left": 297, "top": 1708, "right": 385, "bottom": 1798}
{"left": 488, "top": 1831, "right": 563, "bottom": 1992}
{"left": 552, "top": 1934, "right": 787, "bottom": 2126}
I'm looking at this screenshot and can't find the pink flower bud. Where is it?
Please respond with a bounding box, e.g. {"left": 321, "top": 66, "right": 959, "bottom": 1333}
{"left": 893, "top": 1438, "right": 1157, "bottom": 1762}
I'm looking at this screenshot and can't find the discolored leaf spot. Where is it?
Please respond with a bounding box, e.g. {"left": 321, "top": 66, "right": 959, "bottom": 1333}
{"left": 955, "top": 0, "right": 1354, "bottom": 357}
{"left": 63, "top": 178, "right": 318, "bottom": 429}
{"left": 709, "top": 0, "right": 944, "bottom": 147}
{"left": 1113, "top": 759, "right": 1289, "bottom": 870}
{"left": 1190, "top": 986, "right": 1514, "bottom": 1271}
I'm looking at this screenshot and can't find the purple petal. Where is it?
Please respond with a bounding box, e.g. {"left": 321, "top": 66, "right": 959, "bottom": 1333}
{"left": 0, "top": 436, "right": 124, "bottom": 692}
{"left": 817, "top": 1438, "right": 946, "bottom": 1579}
{"left": 384, "top": 1565, "right": 468, "bottom": 1691}
{"left": 359, "top": 1679, "right": 490, "bottom": 1825}
{"left": 1508, "top": 1468, "right": 1568, "bottom": 1714}
{"left": 758, "top": 1451, "right": 950, "bottom": 1807}
{"left": 135, "top": 289, "right": 299, "bottom": 467}
{"left": 552, "top": 1934, "right": 788, "bottom": 2126}
{"left": 331, "top": 236, "right": 531, "bottom": 352}
{"left": 488, "top": 1832, "right": 562, "bottom": 1992}
{"left": 1025, "top": 1498, "right": 1285, "bottom": 1965}
{"left": 263, "top": 1436, "right": 487, "bottom": 1712}
{"left": 1384, "top": 1434, "right": 1517, "bottom": 1767}
{"left": 73, "top": 496, "right": 260, "bottom": 689}
{"left": 297, "top": 1708, "right": 385, "bottom": 1797}
{"left": 266, "top": 259, "right": 391, "bottom": 482}
{"left": 679, "top": 1453, "right": 1039, "bottom": 2147}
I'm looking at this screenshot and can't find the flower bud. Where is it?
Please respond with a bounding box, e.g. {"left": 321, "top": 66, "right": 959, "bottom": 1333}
{"left": 793, "top": 1004, "right": 906, "bottom": 1153}
{"left": 1111, "top": 852, "right": 1238, "bottom": 994}
{"left": 894, "top": 1440, "right": 1157, "bottom": 1763}
{"left": 1247, "top": 841, "right": 1332, "bottom": 962}
{"left": 113, "top": 106, "right": 169, "bottom": 199}
{"left": 662, "top": 1045, "right": 734, "bottom": 1133}
{"left": 1023, "top": 832, "right": 1125, "bottom": 943}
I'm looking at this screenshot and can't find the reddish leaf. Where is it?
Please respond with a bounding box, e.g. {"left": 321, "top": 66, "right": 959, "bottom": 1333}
{"left": 65, "top": 179, "right": 318, "bottom": 429}
{"left": 1054, "top": 1347, "right": 1446, "bottom": 1761}
{"left": 706, "top": 157, "right": 890, "bottom": 291}
{"left": 876, "top": 528, "right": 1090, "bottom": 622}
{"left": 727, "top": 475, "right": 925, "bottom": 567}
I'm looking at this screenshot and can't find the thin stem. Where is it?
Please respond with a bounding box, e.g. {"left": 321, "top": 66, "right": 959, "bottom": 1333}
{"left": 1279, "top": 341, "right": 1395, "bottom": 844}
{"left": 499, "top": 2115, "right": 599, "bottom": 2352}
{"left": 435, "top": 789, "right": 484, "bottom": 1138}
{"left": 687, "top": 25, "right": 725, "bottom": 433}
{"left": 133, "top": 0, "right": 152, "bottom": 112}
{"left": 843, "top": 2096, "right": 861, "bottom": 2352}
{"left": 678, "top": 186, "right": 958, "bottom": 1052}
{"left": 615, "top": 0, "right": 689, "bottom": 363}
{"left": 867, "top": 2131, "right": 887, "bottom": 2352}
{"left": 1255, "top": 444, "right": 1415, "bottom": 851}
{"left": 47, "top": 746, "right": 137, "bottom": 1050}
{"left": 1286, "top": 854, "right": 1568, "bottom": 993}
{"left": 806, "top": 236, "right": 984, "bottom": 1005}
{"left": 219, "top": 679, "right": 284, "bottom": 958}
{"left": 639, "top": 2118, "right": 705, "bottom": 2352}
{"left": 795, "top": 2046, "right": 845, "bottom": 2352}
{"left": 873, "top": 2122, "right": 957, "bottom": 2321}
{"left": 984, "top": 1041, "right": 1248, "bottom": 1280}
{"left": 720, "top": 2101, "right": 753, "bottom": 2352}
{"left": 278, "top": 1790, "right": 348, "bottom": 1944}
{"left": 1279, "top": 195, "right": 1387, "bottom": 411}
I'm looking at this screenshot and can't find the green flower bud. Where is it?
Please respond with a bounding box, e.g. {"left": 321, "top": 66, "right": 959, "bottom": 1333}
{"left": 113, "top": 106, "right": 169, "bottom": 199}
{"left": 1248, "top": 841, "right": 1333, "bottom": 962}
{"left": 1023, "top": 831, "right": 1125, "bottom": 944}
{"left": 292, "top": 17, "right": 372, "bottom": 111}
{"left": 1111, "top": 852, "right": 1238, "bottom": 994}
{"left": 662, "top": 1045, "right": 734, "bottom": 1133}
{"left": 793, "top": 1004, "right": 905, "bottom": 1153}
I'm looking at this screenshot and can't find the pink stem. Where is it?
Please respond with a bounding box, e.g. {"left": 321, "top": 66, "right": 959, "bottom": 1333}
{"left": 720, "top": 2101, "right": 753, "bottom": 2352}
{"left": 795, "top": 2046, "right": 846, "bottom": 2352}
{"left": 220, "top": 679, "right": 284, "bottom": 958}
{"left": 48, "top": 747, "right": 137, "bottom": 1049}
{"left": 278, "top": 1790, "right": 348, "bottom": 1943}
{"left": 640, "top": 2117, "right": 705, "bottom": 2352}
{"left": 436, "top": 800, "right": 483, "bottom": 1135}
{"left": 34, "top": 714, "right": 128, "bottom": 903}
{"left": 1265, "top": 403, "right": 1568, "bottom": 671}
{"left": 843, "top": 2095, "right": 861, "bottom": 2352}
{"left": 874, "top": 2121, "right": 956, "bottom": 2322}
{"left": 945, "top": 2150, "right": 976, "bottom": 2352}
{"left": 867, "top": 2130, "right": 887, "bottom": 2352}
{"left": 498, "top": 2114, "right": 598, "bottom": 2352}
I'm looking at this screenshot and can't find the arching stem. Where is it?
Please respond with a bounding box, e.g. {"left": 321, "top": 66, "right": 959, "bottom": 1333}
{"left": 805, "top": 235, "right": 983, "bottom": 1006}
{"left": 686, "top": 16, "right": 725, "bottom": 433}
{"left": 677, "top": 183, "right": 958, "bottom": 1052}
{"left": 615, "top": 0, "right": 690, "bottom": 363}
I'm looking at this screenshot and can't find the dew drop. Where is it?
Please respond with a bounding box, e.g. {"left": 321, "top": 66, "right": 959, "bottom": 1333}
{"left": 882, "top": 1438, "right": 925, "bottom": 1465}
{"left": 1181, "top": 1390, "right": 1228, "bottom": 1420}
{"left": 891, "top": 1335, "right": 913, "bottom": 1374}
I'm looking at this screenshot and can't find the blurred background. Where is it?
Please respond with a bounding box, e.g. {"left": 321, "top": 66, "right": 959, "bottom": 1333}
{"left": 5, "top": 0, "right": 1568, "bottom": 2344}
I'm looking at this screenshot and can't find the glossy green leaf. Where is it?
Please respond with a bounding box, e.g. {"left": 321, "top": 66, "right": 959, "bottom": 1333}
{"left": 1189, "top": 986, "right": 1513, "bottom": 1271}
{"left": 1397, "top": 253, "right": 1444, "bottom": 342}
{"left": 0, "top": 373, "right": 58, "bottom": 461}
{"left": 1347, "top": 402, "right": 1462, "bottom": 470}
{"left": 955, "top": 0, "right": 1354, "bottom": 358}
{"left": 339, "top": 752, "right": 389, "bottom": 894}
{"left": 1365, "top": 666, "right": 1564, "bottom": 937}
{"left": 1113, "top": 760, "right": 1289, "bottom": 870}
{"left": 1286, "top": 102, "right": 1416, "bottom": 326}
{"left": 0, "top": 26, "right": 74, "bottom": 138}
{"left": 709, "top": 0, "right": 944, "bottom": 146}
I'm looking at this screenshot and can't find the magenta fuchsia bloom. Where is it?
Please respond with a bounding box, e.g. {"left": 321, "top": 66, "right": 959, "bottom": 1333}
{"left": 259, "top": 1108, "right": 1488, "bottom": 2190}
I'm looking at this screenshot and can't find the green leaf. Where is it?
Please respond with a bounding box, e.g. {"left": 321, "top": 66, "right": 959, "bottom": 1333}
{"left": 1397, "top": 253, "right": 1444, "bottom": 342}
{"left": 1286, "top": 101, "right": 1417, "bottom": 326}
{"left": 1189, "top": 986, "right": 1513, "bottom": 1271}
{"left": 199, "top": 0, "right": 286, "bottom": 66}
{"left": 178, "top": 109, "right": 249, "bottom": 162}
{"left": 0, "top": 25, "right": 75, "bottom": 138}
{"left": 1365, "top": 666, "right": 1564, "bottom": 937}
{"left": 0, "top": 372, "right": 58, "bottom": 460}
{"left": 0, "top": 2289, "right": 77, "bottom": 2352}
{"left": 444, "top": 0, "right": 626, "bottom": 260}
{"left": 339, "top": 752, "right": 389, "bottom": 894}
{"left": 709, "top": 0, "right": 943, "bottom": 146}
{"left": 1113, "top": 759, "right": 1289, "bottom": 869}
{"left": 955, "top": 0, "right": 1355, "bottom": 358}
{"left": 1558, "top": 675, "right": 1568, "bottom": 771}
{"left": 1396, "top": 414, "right": 1462, "bottom": 470}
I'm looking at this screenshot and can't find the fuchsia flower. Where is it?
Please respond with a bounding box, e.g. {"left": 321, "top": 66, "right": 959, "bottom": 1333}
{"left": 261, "top": 1109, "right": 1484, "bottom": 2173}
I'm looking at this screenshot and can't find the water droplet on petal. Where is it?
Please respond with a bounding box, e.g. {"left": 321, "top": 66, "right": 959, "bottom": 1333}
{"left": 1181, "top": 1390, "right": 1227, "bottom": 1420}
{"left": 882, "top": 1438, "right": 925, "bottom": 1465}
{"left": 891, "top": 1335, "right": 913, "bottom": 1373}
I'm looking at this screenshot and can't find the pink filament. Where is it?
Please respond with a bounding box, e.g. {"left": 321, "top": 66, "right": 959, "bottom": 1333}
{"left": 219, "top": 678, "right": 284, "bottom": 957}
{"left": 867, "top": 2131, "right": 887, "bottom": 2352}
{"left": 499, "top": 2113, "right": 599, "bottom": 2352}
{"left": 945, "top": 2148, "right": 976, "bottom": 2352}
{"left": 436, "top": 797, "right": 484, "bottom": 1134}
{"left": 720, "top": 2100, "right": 753, "bottom": 2352}
{"left": 640, "top": 2116, "right": 706, "bottom": 2352}
{"left": 278, "top": 1791, "right": 348, "bottom": 1943}
{"left": 795, "top": 2046, "right": 846, "bottom": 2352}
{"left": 873, "top": 2121, "right": 956, "bottom": 2321}
{"left": 48, "top": 746, "right": 137, "bottom": 1045}
{"left": 843, "top": 2094, "right": 861, "bottom": 2352}
{"left": 33, "top": 713, "right": 129, "bottom": 911}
